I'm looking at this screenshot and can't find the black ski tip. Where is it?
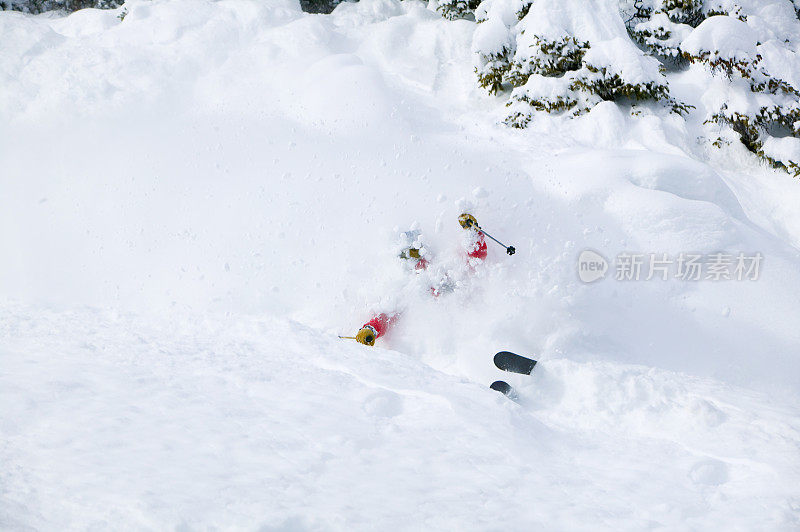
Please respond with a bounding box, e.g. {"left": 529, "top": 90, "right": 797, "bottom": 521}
{"left": 494, "top": 351, "right": 537, "bottom": 375}
{"left": 490, "top": 380, "right": 513, "bottom": 396}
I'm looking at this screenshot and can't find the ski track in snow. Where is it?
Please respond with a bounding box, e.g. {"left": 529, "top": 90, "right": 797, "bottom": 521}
{"left": 1, "top": 0, "right": 800, "bottom": 529}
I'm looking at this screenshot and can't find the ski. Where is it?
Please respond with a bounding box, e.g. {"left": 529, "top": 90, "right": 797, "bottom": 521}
{"left": 493, "top": 351, "right": 537, "bottom": 375}
{"left": 490, "top": 380, "right": 516, "bottom": 399}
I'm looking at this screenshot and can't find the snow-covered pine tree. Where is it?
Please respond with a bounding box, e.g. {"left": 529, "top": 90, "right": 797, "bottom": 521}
{"left": 0, "top": 0, "right": 122, "bottom": 13}
{"left": 473, "top": 0, "right": 681, "bottom": 128}
{"left": 678, "top": 3, "right": 800, "bottom": 175}
{"left": 469, "top": 0, "right": 800, "bottom": 176}
{"left": 472, "top": 0, "right": 531, "bottom": 94}
{"left": 300, "top": 0, "right": 348, "bottom": 14}
{"left": 622, "top": 0, "right": 800, "bottom": 175}
{"left": 624, "top": 1, "right": 748, "bottom": 69}
{"left": 436, "top": 0, "right": 482, "bottom": 20}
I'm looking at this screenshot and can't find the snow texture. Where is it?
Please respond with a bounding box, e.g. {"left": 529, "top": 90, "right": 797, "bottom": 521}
{"left": 2, "top": 0, "right": 800, "bottom": 529}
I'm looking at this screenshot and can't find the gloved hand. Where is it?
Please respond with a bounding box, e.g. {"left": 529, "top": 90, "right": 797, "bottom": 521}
{"left": 399, "top": 247, "right": 421, "bottom": 259}
{"left": 458, "top": 213, "right": 478, "bottom": 230}
{"left": 356, "top": 325, "right": 377, "bottom": 346}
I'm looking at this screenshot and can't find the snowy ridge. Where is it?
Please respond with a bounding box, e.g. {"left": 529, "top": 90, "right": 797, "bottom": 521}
{"left": 1, "top": 0, "right": 800, "bottom": 529}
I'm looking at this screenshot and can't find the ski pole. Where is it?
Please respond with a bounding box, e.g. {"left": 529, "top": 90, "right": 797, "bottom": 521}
{"left": 459, "top": 214, "right": 515, "bottom": 255}
{"left": 338, "top": 335, "right": 357, "bottom": 340}
{"left": 477, "top": 226, "right": 516, "bottom": 255}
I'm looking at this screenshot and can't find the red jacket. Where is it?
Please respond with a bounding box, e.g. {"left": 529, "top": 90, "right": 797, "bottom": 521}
{"left": 363, "top": 313, "right": 396, "bottom": 339}
{"left": 469, "top": 232, "right": 488, "bottom": 260}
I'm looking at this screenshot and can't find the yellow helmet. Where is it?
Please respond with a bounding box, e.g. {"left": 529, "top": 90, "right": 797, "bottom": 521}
{"left": 458, "top": 213, "right": 478, "bottom": 230}
{"left": 356, "top": 326, "right": 377, "bottom": 346}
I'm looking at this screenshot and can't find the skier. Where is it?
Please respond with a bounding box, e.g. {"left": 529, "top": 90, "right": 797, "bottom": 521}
{"left": 353, "top": 213, "right": 489, "bottom": 346}
{"left": 458, "top": 213, "right": 488, "bottom": 262}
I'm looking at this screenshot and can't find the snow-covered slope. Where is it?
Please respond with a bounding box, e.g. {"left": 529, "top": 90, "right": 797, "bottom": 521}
{"left": 1, "top": 0, "right": 799, "bottom": 529}
{"left": 3, "top": 305, "right": 799, "bottom": 529}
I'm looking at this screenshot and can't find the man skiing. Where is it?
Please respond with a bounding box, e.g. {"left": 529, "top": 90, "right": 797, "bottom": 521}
{"left": 353, "top": 213, "right": 489, "bottom": 346}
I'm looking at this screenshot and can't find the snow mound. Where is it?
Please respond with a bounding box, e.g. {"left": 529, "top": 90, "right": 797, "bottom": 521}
{"left": 680, "top": 16, "right": 759, "bottom": 63}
